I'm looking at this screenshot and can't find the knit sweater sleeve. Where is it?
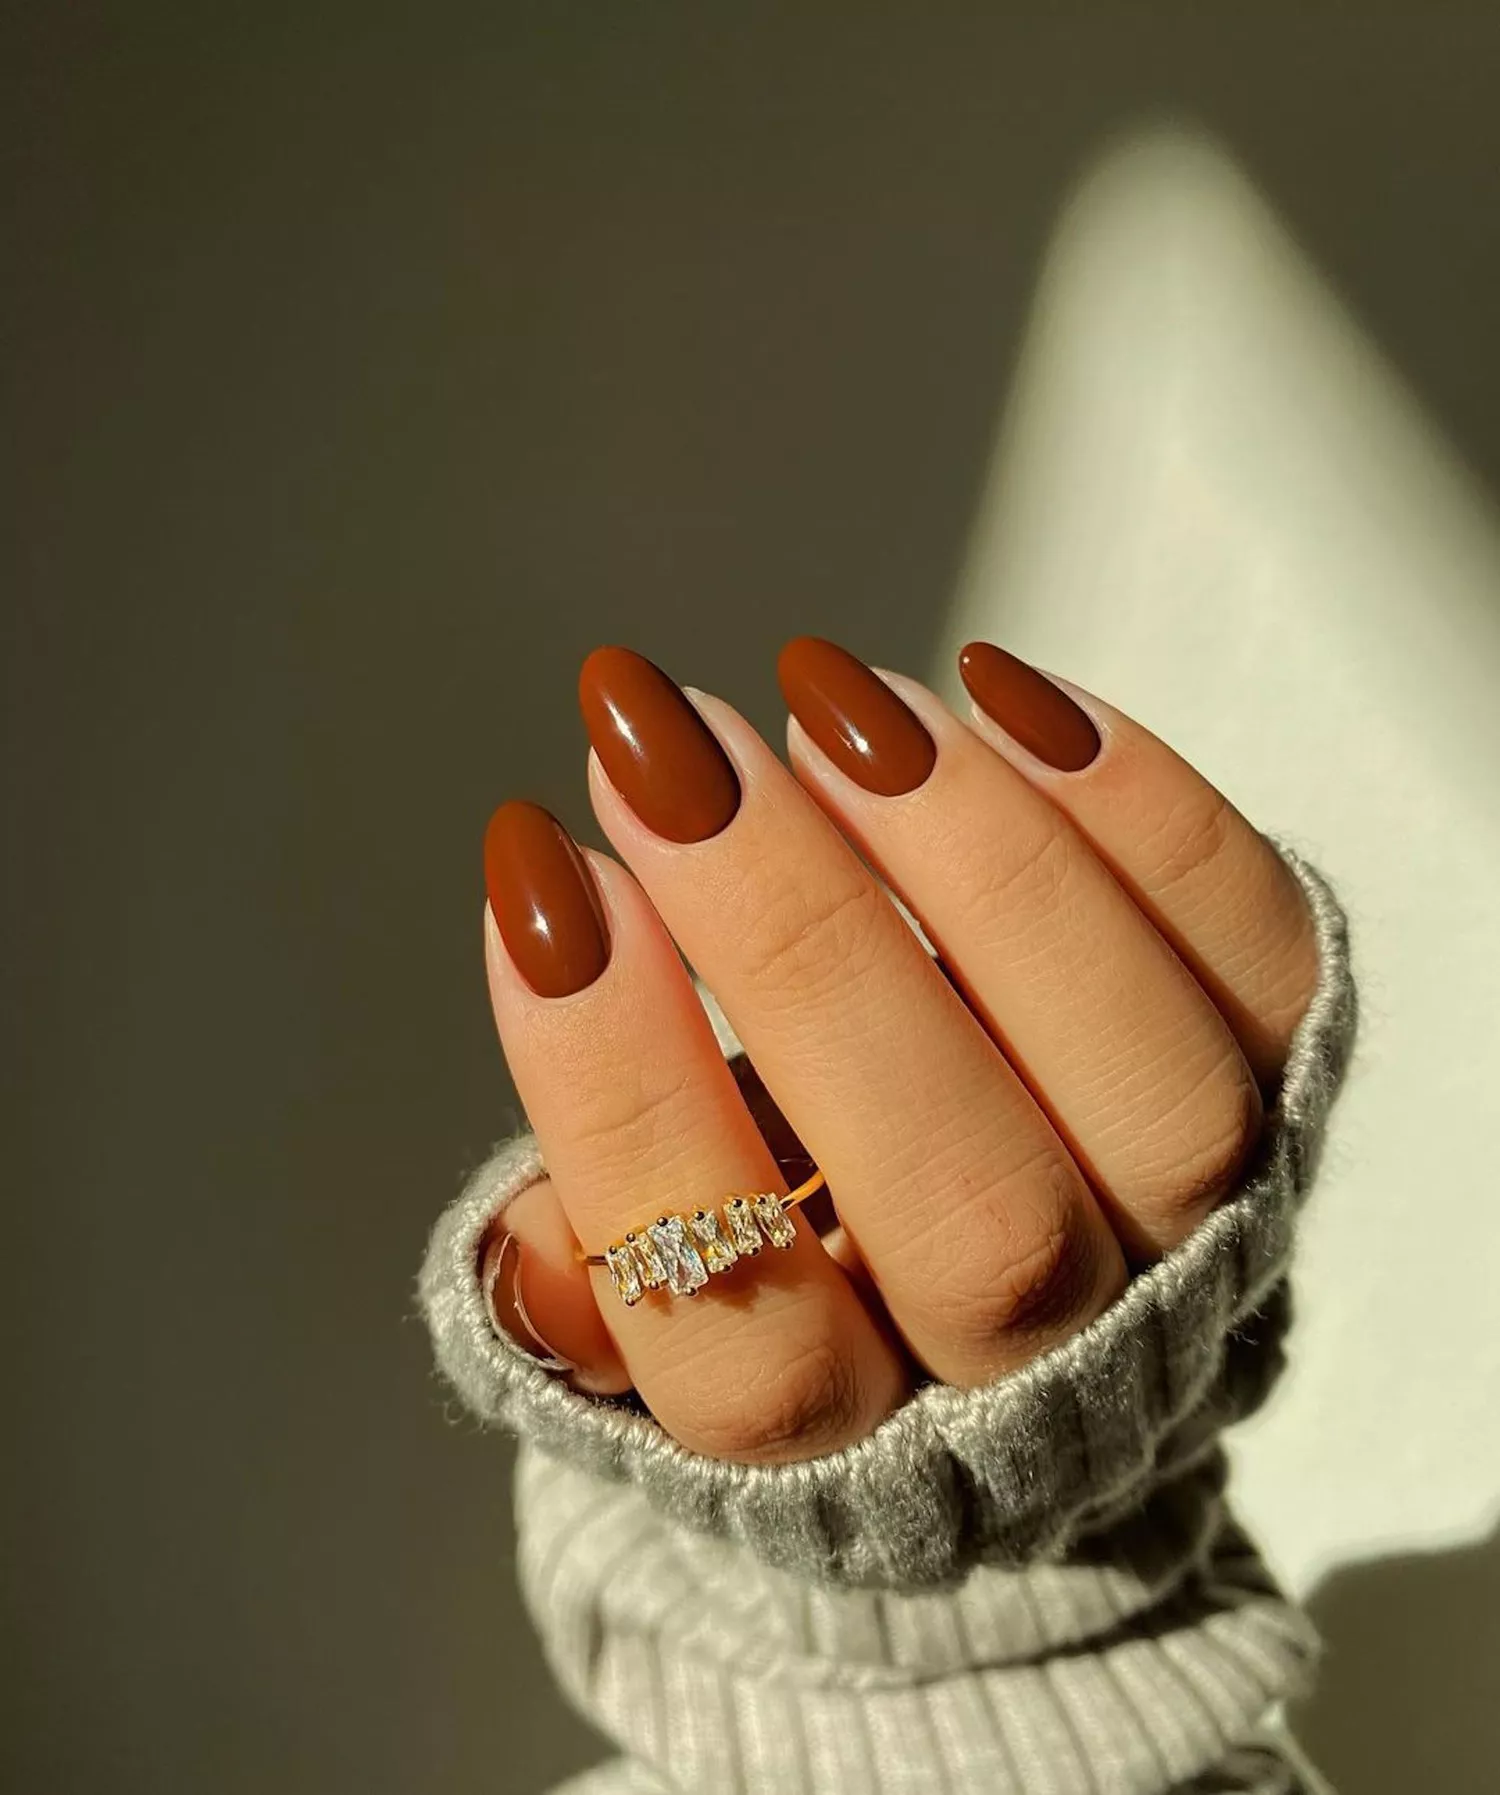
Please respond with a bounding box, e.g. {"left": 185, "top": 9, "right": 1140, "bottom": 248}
{"left": 417, "top": 845, "right": 1356, "bottom": 1794}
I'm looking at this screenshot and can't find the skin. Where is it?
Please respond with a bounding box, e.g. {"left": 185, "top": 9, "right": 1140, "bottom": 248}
{"left": 479, "top": 649, "right": 1319, "bottom": 1463}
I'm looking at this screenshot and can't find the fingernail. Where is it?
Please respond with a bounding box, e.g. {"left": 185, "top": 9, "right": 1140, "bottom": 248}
{"left": 578, "top": 646, "right": 741, "bottom": 843}
{"left": 777, "top": 636, "right": 936, "bottom": 796}
{"left": 484, "top": 800, "right": 610, "bottom": 998}
{"left": 958, "top": 641, "right": 1100, "bottom": 772}
{"left": 480, "top": 1230, "right": 579, "bottom": 1373}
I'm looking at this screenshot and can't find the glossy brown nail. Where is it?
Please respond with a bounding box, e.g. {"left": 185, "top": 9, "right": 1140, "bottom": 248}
{"left": 484, "top": 800, "right": 610, "bottom": 998}
{"left": 958, "top": 641, "right": 1100, "bottom": 772}
{"left": 578, "top": 646, "right": 741, "bottom": 843}
{"left": 777, "top": 636, "right": 936, "bottom": 796}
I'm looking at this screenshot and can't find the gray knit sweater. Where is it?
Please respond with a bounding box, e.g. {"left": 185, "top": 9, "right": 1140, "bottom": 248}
{"left": 420, "top": 848, "right": 1356, "bottom": 1794}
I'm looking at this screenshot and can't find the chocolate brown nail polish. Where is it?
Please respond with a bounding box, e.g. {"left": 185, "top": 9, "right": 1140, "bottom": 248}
{"left": 958, "top": 641, "right": 1100, "bottom": 772}
{"left": 484, "top": 800, "right": 610, "bottom": 998}
{"left": 777, "top": 636, "right": 936, "bottom": 796}
{"left": 578, "top": 646, "right": 741, "bottom": 843}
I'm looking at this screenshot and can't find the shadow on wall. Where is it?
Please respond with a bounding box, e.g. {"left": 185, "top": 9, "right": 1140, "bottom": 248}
{"left": 1294, "top": 1520, "right": 1500, "bottom": 1795}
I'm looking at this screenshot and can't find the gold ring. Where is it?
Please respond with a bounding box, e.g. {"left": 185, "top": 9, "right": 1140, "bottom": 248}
{"left": 581, "top": 1168, "right": 825, "bottom": 1307}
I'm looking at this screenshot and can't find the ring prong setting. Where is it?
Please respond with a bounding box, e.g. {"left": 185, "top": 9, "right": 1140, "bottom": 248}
{"left": 590, "top": 1172, "right": 823, "bottom": 1306}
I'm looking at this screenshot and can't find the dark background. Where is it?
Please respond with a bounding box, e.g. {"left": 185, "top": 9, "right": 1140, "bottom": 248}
{"left": 5, "top": 10, "right": 1498, "bottom": 1791}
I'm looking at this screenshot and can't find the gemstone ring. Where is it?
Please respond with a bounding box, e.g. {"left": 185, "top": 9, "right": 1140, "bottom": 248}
{"left": 581, "top": 1168, "right": 826, "bottom": 1307}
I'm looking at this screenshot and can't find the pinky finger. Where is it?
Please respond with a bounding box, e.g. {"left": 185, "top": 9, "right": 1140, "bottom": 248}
{"left": 478, "top": 1177, "right": 632, "bottom": 1397}
{"left": 959, "top": 642, "right": 1319, "bottom": 1088}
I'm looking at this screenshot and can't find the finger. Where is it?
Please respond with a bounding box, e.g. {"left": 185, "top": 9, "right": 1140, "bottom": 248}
{"left": 580, "top": 649, "right": 1125, "bottom": 1390}
{"left": 727, "top": 1054, "right": 894, "bottom": 1318}
{"left": 958, "top": 642, "right": 1319, "bottom": 1087}
{"left": 476, "top": 1177, "right": 632, "bottom": 1396}
{"left": 779, "top": 637, "right": 1261, "bottom": 1261}
{"left": 483, "top": 799, "right": 905, "bottom": 1463}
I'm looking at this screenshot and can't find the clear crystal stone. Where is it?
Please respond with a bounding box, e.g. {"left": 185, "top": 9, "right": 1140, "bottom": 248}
{"left": 647, "top": 1214, "right": 709, "bottom": 1296}
{"left": 628, "top": 1229, "right": 667, "bottom": 1289}
{"left": 688, "top": 1208, "right": 738, "bottom": 1275}
{"left": 604, "top": 1242, "right": 644, "bottom": 1306}
{"left": 723, "top": 1197, "right": 763, "bottom": 1256}
{"left": 751, "top": 1191, "right": 797, "bottom": 1249}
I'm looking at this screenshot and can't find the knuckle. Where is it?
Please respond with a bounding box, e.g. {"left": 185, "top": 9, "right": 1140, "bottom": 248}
{"left": 898, "top": 1150, "right": 1117, "bottom": 1356}
{"left": 957, "top": 819, "right": 1079, "bottom": 941}
{"left": 734, "top": 867, "right": 887, "bottom": 1006}
{"left": 564, "top": 1060, "right": 695, "bottom": 1178}
{"left": 980, "top": 1210, "right": 1114, "bottom": 1344}
{"left": 683, "top": 1335, "right": 869, "bottom": 1465}
{"left": 1153, "top": 1064, "right": 1263, "bottom": 1221}
{"left": 1144, "top": 786, "right": 1237, "bottom": 900}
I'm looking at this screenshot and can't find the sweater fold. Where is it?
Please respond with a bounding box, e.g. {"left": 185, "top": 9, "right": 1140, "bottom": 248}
{"left": 419, "top": 845, "right": 1354, "bottom": 1591}
{"left": 416, "top": 842, "right": 1356, "bottom": 1792}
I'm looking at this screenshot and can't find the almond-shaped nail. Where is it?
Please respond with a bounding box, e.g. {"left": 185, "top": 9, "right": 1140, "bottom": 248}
{"left": 578, "top": 646, "right": 741, "bottom": 843}
{"left": 777, "top": 635, "right": 936, "bottom": 796}
{"left": 485, "top": 800, "right": 610, "bottom": 998}
{"left": 958, "top": 642, "right": 1100, "bottom": 772}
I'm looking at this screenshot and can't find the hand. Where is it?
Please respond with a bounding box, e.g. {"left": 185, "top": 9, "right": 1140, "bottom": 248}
{"left": 476, "top": 639, "right": 1318, "bottom": 1464}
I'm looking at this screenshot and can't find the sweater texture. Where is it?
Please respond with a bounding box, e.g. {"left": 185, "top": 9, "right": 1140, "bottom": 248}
{"left": 418, "top": 844, "right": 1356, "bottom": 1792}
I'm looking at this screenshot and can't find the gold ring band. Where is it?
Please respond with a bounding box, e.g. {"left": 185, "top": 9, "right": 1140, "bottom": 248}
{"left": 581, "top": 1168, "right": 826, "bottom": 1307}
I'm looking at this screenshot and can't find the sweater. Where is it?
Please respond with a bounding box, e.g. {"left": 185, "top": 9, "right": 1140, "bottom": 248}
{"left": 419, "top": 845, "right": 1356, "bottom": 1793}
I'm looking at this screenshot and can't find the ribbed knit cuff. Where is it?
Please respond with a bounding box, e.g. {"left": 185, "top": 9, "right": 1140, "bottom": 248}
{"left": 418, "top": 846, "right": 1355, "bottom": 1590}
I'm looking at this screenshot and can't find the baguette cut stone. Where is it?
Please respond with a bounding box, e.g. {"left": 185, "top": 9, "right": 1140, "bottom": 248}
{"left": 597, "top": 1173, "right": 825, "bottom": 1305}
{"left": 628, "top": 1229, "right": 667, "bottom": 1290}
{"left": 751, "top": 1192, "right": 797, "bottom": 1249}
{"left": 647, "top": 1215, "right": 709, "bottom": 1296}
{"left": 724, "top": 1197, "right": 763, "bottom": 1256}
{"left": 604, "top": 1242, "right": 644, "bottom": 1306}
{"left": 689, "top": 1208, "right": 738, "bottom": 1274}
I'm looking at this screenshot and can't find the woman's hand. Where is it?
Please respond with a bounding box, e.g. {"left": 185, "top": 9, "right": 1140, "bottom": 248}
{"left": 477, "top": 639, "right": 1319, "bottom": 1464}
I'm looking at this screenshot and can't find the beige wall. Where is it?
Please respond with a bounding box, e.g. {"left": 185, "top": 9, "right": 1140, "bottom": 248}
{"left": 4, "top": 11, "right": 1498, "bottom": 1792}
{"left": 943, "top": 125, "right": 1500, "bottom": 1794}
